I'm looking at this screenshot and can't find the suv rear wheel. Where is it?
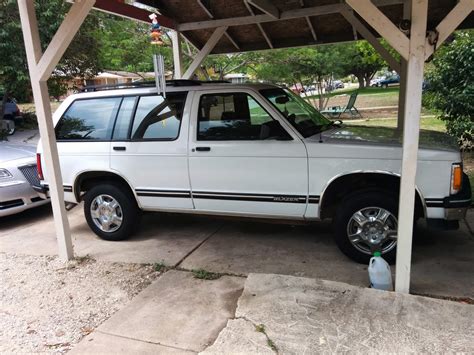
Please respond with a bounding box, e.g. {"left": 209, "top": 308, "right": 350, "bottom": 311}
{"left": 334, "top": 190, "right": 398, "bottom": 264}
{"left": 84, "top": 183, "right": 139, "bottom": 241}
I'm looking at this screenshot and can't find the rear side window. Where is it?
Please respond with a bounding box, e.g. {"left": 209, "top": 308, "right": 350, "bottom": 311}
{"left": 56, "top": 98, "right": 121, "bottom": 140}
{"left": 131, "top": 93, "right": 186, "bottom": 141}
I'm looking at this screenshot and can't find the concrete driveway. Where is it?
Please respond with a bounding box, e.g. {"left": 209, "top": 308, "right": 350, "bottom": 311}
{"left": 1, "top": 204, "right": 473, "bottom": 299}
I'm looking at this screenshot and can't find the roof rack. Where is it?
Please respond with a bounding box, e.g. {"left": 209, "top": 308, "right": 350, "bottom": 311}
{"left": 80, "top": 79, "right": 231, "bottom": 92}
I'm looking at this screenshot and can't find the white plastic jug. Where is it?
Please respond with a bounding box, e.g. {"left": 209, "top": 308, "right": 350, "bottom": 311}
{"left": 368, "top": 252, "right": 393, "bottom": 291}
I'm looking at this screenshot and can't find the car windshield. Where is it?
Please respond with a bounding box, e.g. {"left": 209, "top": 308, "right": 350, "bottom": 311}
{"left": 260, "top": 88, "right": 332, "bottom": 138}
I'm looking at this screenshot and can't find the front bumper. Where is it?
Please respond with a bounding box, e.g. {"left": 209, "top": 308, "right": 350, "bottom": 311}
{"left": 444, "top": 172, "right": 471, "bottom": 220}
{"left": 425, "top": 172, "right": 471, "bottom": 224}
{"left": 0, "top": 181, "right": 49, "bottom": 217}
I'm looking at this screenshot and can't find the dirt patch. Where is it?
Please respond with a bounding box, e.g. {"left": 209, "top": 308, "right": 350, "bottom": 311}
{"left": 0, "top": 253, "right": 161, "bottom": 353}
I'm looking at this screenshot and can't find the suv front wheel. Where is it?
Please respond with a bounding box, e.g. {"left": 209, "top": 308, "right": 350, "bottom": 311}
{"left": 84, "top": 183, "right": 139, "bottom": 241}
{"left": 334, "top": 190, "right": 398, "bottom": 264}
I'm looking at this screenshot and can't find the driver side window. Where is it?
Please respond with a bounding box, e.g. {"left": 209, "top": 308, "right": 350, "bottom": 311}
{"left": 197, "top": 93, "right": 290, "bottom": 141}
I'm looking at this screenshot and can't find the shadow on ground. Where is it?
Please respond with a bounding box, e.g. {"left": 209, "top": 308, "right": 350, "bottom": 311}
{"left": 1, "top": 205, "right": 473, "bottom": 298}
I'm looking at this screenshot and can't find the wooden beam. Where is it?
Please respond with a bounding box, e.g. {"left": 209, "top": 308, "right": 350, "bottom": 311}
{"left": 197, "top": 0, "right": 214, "bottom": 18}
{"left": 397, "top": 0, "right": 410, "bottom": 131}
{"left": 346, "top": 0, "right": 409, "bottom": 60}
{"left": 395, "top": 0, "right": 429, "bottom": 294}
{"left": 18, "top": 0, "right": 76, "bottom": 261}
{"left": 424, "top": 0, "right": 474, "bottom": 59}
{"left": 340, "top": 7, "right": 400, "bottom": 72}
{"left": 178, "top": 0, "right": 404, "bottom": 31}
{"left": 247, "top": 0, "right": 280, "bottom": 19}
{"left": 93, "top": 0, "right": 175, "bottom": 29}
{"left": 244, "top": 0, "right": 273, "bottom": 48}
{"left": 170, "top": 31, "right": 183, "bottom": 79}
{"left": 300, "top": 0, "right": 318, "bottom": 41}
{"left": 37, "top": 0, "right": 95, "bottom": 82}
{"left": 182, "top": 27, "right": 227, "bottom": 79}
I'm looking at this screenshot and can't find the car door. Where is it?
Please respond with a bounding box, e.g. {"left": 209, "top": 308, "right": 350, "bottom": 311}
{"left": 110, "top": 92, "right": 193, "bottom": 210}
{"left": 188, "top": 89, "right": 308, "bottom": 217}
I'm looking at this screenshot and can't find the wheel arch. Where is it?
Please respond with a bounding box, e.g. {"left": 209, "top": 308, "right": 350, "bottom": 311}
{"left": 319, "top": 171, "right": 426, "bottom": 220}
{"left": 73, "top": 170, "right": 140, "bottom": 207}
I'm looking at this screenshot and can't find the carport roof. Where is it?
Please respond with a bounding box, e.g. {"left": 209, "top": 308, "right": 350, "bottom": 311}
{"left": 135, "top": 0, "right": 474, "bottom": 54}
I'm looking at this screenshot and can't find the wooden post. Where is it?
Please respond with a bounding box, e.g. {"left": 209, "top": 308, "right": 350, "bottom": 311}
{"left": 394, "top": 0, "right": 428, "bottom": 293}
{"left": 18, "top": 0, "right": 95, "bottom": 261}
{"left": 170, "top": 31, "right": 183, "bottom": 79}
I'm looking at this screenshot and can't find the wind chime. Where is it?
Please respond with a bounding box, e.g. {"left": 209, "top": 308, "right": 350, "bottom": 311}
{"left": 149, "top": 13, "right": 166, "bottom": 97}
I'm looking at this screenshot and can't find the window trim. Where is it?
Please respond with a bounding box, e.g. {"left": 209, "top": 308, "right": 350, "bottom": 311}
{"left": 55, "top": 96, "right": 122, "bottom": 142}
{"left": 129, "top": 92, "right": 188, "bottom": 142}
{"left": 111, "top": 96, "right": 137, "bottom": 141}
{"left": 196, "top": 91, "right": 292, "bottom": 142}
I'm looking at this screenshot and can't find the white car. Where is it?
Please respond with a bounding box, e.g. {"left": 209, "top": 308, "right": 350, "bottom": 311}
{"left": 36, "top": 81, "right": 471, "bottom": 263}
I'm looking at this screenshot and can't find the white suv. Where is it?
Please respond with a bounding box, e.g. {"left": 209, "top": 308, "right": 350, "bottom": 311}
{"left": 36, "top": 81, "right": 471, "bottom": 263}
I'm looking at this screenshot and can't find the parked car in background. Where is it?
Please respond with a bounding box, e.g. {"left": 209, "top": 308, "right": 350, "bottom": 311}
{"left": 370, "top": 77, "right": 384, "bottom": 87}
{"left": 379, "top": 75, "right": 400, "bottom": 88}
{"left": 0, "top": 142, "right": 49, "bottom": 216}
{"left": 36, "top": 81, "right": 471, "bottom": 264}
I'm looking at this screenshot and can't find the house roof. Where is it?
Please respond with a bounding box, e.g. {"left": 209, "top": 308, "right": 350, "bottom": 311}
{"left": 135, "top": 0, "right": 474, "bottom": 54}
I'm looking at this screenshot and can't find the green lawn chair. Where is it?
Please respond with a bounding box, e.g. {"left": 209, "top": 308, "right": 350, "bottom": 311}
{"left": 320, "top": 91, "right": 362, "bottom": 119}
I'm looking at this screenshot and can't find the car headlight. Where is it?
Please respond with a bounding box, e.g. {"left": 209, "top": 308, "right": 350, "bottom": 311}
{"left": 0, "top": 168, "right": 13, "bottom": 179}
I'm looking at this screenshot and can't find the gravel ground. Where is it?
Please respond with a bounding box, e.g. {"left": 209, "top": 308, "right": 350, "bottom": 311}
{"left": 0, "top": 253, "right": 161, "bottom": 353}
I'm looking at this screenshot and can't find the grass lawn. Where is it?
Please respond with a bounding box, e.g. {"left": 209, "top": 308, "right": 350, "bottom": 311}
{"left": 306, "top": 87, "right": 400, "bottom": 109}
{"left": 346, "top": 115, "right": 446, "bottom": 132}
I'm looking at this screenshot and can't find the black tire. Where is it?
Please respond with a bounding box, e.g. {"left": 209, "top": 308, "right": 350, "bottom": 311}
{"left": 334, "top": 190, "right": 398, "bottom": 264}
{"left": 83, "top": 182, "right": 139, "bottom": 241}
{"left": 382, "top": 84, "right": 388, "bottom": 89}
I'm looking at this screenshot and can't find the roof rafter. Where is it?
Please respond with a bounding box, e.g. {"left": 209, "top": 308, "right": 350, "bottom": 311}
{"left": 299, "top": 0, "right": 318, "bottom": 41}
{"left": 246, "top": 0, "right": 280, "bottom": 19}
{"left": 196, "top": 0, "right": 240, "bottom": 50}
{"left": 178, "top": 0, "right": 404, "bottom": 32}
{"left": 244, "top": 0, "right": 274, "bottom": 48}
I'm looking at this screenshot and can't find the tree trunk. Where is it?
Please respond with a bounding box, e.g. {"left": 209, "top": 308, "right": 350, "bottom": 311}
{"left": 356, "top": 74, "right": 365, "bottom": 89}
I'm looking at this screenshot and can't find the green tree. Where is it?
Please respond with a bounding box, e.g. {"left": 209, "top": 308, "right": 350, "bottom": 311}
{"left": 424, "top": 31, "right": 473, "bottom": 150}
{"left": 93, "top": 13, "right": 173, "bottom": 76}
{"left": 254, "top": 47, "right": 342, "bottom": 109}
{"left": 0, "top": 0, "right": 101, "bottom": 109}
{"left": 338, "top": 41, "right": 387, "bottom": 88}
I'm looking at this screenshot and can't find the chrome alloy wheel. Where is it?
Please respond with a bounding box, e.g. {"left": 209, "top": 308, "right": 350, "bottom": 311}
{"left": 346, "top": 206, "right": 397, "bottom": 255}
{"left": 90, "top": 194, "right": 123, "bottom": 233}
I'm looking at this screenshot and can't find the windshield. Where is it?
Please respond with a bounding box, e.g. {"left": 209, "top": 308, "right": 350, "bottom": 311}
{"left": 260, "top": 88, "right": 332, "bottom": 138}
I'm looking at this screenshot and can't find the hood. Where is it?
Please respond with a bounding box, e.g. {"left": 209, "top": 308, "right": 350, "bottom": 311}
{"left": 0, "top": 142, "right": 36, "bottom": 163}
{"left": 317, "top": 125, "right": 459, "bottom": 152}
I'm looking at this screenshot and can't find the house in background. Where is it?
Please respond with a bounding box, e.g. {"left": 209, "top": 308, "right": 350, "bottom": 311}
{"left": 223, "top": 73, "right": 249, "bottom": 84}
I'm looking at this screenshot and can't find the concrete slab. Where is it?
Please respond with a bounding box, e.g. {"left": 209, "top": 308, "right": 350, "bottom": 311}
{"left": 201, "top": 318, "right": 273, "bottom": 355}
{"left": 205, "top": 273, "right": 474, "bottom": 354}
{"left": 0, "top": 205, "right": 221, "bottom": 265}
{"left": 181, "top": 216, "right": 474, "bottom": 298}
{"left": 180, "top": 221, "right": 369, "bottom": 284}
{"left": 96, "top": 270, "right": 245, "bottom": 352}
{"left": 70, "top": 331, "right": 195, "bottom": 354}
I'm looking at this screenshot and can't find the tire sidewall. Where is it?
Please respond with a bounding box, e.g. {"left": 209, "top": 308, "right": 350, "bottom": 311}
{"left": 84, "top": 183, "right": 138, "bottom": 241}
{"left": 334, "top": 190, "right": 398, "bottom": 264}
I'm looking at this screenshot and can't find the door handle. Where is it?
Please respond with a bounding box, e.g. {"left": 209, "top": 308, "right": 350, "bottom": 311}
{"left": 195, "top": 147, "right": 211, "bottom": 152}
{"left": 113, "top": 146, "right": 126, "bottom": 151}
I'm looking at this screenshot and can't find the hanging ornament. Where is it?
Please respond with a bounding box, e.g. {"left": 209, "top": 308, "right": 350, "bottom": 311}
{"left": 149, "top": 13, "right": 163, "bottom": 45}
